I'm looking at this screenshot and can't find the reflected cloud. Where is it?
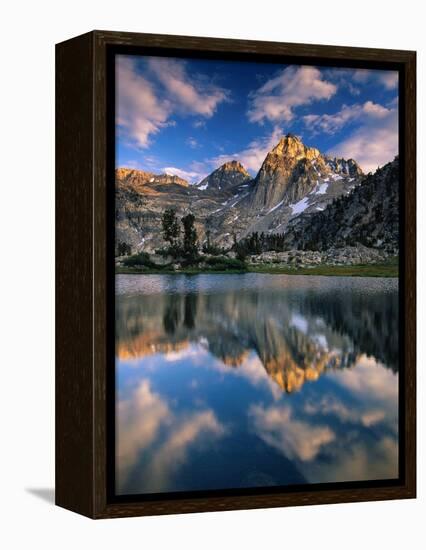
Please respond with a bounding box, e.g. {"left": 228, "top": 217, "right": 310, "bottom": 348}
{"left": 142, "top": 410, "right": 226, "bottom": 492}
{"left": 332, "top": 354, "right": 398, "bottom": 403}
{"left": 163, "top": 346, "right": 208, "bottom": 362}
{"left": 303, "top": 395, "right": 354, "bottom": 422}
{"left": 117, "top": 380, "right": 170, "bottom": 487}
{"left": 249, "top": 358, "right": 398, "bottom": 483}
{"left": 250, "top": 403, "right": 335, "bottom": 461}
{"left": 319, "top": 435, "right": 398, "bottom": 483}
{"left": 117, "top": 378, "right": 226, "bottom": 494}
{"left": 361, "top": 410, "right": 386, "bottom": 427}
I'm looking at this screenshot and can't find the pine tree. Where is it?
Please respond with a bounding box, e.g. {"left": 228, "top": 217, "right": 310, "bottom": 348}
{"left": 161, "top": 209, "right": 181, "bottom": 255}
{"left": 182, "top": 213, "right": 198, "bottom": 260}
{"left": 117, "top": 241, "right": 132, "bottom": 256}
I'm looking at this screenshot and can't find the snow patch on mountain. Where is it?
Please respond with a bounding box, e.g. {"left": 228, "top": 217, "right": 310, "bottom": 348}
{"left": 290, "top": 197, "right": 310, "bottom": 215}
{"left": 314, "top": 182, "right": 329, "bottom": 195}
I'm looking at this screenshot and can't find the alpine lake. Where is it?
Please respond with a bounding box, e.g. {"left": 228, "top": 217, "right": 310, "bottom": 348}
{"left": 115, "top": 273, "right": 399, "bottom": 496}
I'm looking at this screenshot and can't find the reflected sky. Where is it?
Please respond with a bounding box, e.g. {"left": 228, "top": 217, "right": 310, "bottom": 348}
{"left": 115, "top": 274, "right": 399, "bottom": 495}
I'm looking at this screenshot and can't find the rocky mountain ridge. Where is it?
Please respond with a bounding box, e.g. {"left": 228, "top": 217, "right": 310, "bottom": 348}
{"left": 116, "top": 167, "right": 189, "bottom": 189}
{"left": 283, "top": 157, "right": 399, "bottom": 254}
{"left": 115, "top": 134, "right": 397, "bottom": 257}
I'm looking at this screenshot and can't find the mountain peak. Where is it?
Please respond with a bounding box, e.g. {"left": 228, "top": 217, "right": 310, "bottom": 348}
{"left": 217, "top": 160, "right": 250, "bottom": 177}
{"left": 197, "top": 160, "right": 250, "bottom": 191}
{"left": 251, "top": 134, "right": 363, "bottom": 211}
{"left": 271, "top": 134, "right": 320, "bottom": 161}
{"left": 282, "top": 132, "right": 302, "bottom": 143}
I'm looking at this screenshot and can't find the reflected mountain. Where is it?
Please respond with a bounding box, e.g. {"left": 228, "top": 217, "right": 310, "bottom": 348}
{"left": 115, "top": 274, "right": 399, "bottom": 495}
{"left": 295, "top": 290, "right": 399, "bottom": 372}
{"left": 116, "top": 279, "right": 398, "bottom": 393}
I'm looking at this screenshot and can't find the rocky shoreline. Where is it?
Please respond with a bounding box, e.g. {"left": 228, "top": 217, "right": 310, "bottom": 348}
{"left": 247, "top": 244, "right": 393, "bottom": 268}
{"left": 116, "top": 244, "right": 398, "bottom": 278}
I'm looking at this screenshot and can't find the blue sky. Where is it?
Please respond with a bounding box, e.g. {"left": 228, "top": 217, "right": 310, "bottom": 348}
{"left": 116, "top": 54, "right": 398, "bottom": 183}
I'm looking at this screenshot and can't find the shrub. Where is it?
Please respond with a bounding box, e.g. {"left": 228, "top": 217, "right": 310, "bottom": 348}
{"left": 202, "top": 242, "right": 224, "bottom": 255}
{"left": 180, "top": 255, "right": 201, "bottom": 268}
{"left": 122, "top": 252, "right": 155, "bottom": 268}
{"left": 155, "top": 247, "right": 171, "bottom": 257}
{"left": 205, "top": 256, "right": 247, "bottom": 271}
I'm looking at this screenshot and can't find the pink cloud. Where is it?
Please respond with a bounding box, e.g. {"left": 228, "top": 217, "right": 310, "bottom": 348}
{"left": 116, "top": 56, "right": 229, "bottom": 150}
{"left": 117, "top": 56, "right": 171, "bottom": 148}
{"left": 148, "top": 58, "right": 229, "bottom": 117}
{"left": 353, "top": 69, "right": 398, "bottom": 90}
{"left": 380, "top": 72, "right": 399, "bottom": 90}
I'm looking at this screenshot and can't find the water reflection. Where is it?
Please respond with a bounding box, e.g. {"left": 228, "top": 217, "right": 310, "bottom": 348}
{"left": 116, "top": 274, "right": 398, "bottom": 495}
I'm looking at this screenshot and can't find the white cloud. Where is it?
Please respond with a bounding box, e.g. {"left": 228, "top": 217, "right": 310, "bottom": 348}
{"left": 352, "top": 69, "right": 371, "bottom": 83}
{"left": 328, "top": 105, "right": 398, "bottom": 172}
{"left": 186, "top": 137, "right": 200, "bottom": 149}
{"left": 304, "top": 101, "right": 391, "bottom": 135}
{"left": 207, "top": 126, "right": 284, "bottom": 173}
{"left": 148, "top": 57, "right": 229, "bottom": 117}
{"left": 363, "top": 100, "right": 390, "bottom": 117}
{"left": 163, "top": 166, "right": 207, "bottom": 184}
{"left": 248, "top": 66, "right": 336, "bottom": 124}
{"left": 300, "top": 90, "right": 398, "bottom": 172}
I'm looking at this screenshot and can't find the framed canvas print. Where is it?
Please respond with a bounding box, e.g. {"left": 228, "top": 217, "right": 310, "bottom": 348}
{"left": 56, "top": 30, "right": 416, "bottom": 519}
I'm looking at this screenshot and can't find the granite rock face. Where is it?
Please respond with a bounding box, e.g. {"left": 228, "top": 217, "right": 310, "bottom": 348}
{"left": 251, "top": 134, "right": 321, "bottom": 210}
{"left": 250, "top": 134, "right": 362, "bottom": 211}
{"left": 283, "top": 158, "right": 399, "bottom": 254}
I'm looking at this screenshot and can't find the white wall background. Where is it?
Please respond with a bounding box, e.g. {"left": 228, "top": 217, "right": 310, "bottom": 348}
{"left": 1, "top": 1, "right": 424, "bottom": 548}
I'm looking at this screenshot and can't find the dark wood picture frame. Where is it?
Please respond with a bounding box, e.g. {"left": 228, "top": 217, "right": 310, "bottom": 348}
{"left": 56, "top": 30, "right": 416, "bottom": 519}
